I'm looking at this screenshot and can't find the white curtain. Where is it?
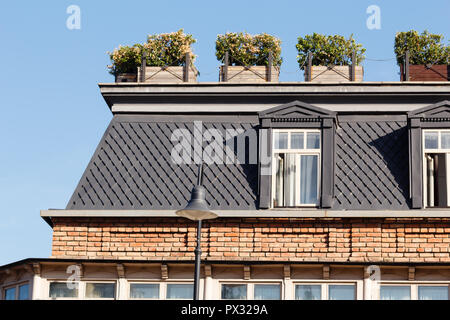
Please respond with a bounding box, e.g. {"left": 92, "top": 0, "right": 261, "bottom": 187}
{"left": 284, "top": 154, "right": 296, "bottom": 206}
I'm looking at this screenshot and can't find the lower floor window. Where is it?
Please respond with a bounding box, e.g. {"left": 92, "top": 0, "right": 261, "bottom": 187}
{"left": 418, "top": 286, "right": 449, "bottom": 300}
{"left": 130, "top": 283, "right": 159, "bottom": 299}
{"left": 253, "top": 284, "right": 281, "bottom": 300}
{"left": 167, "top": 284, "right": 193, "bottom": 300}
{"left": 295, "top": 284, "right": 356, "bottom": 300}
{"left": 221, "top": 283, "right": 281, "bottom": 300}
{"left": 85, "top": 283, "right": 116, "bottom": 299}
{"left": 380, "top": 286, "right": 411, "bottom": 300}
{"left": 49, "top": 282, "right": 78, "bottom": 298}
{"left": 222, "top": 284, "right": 247, "bottom": 300}
{"left": 4, "top": 283, "right": 29, "bottom": 300}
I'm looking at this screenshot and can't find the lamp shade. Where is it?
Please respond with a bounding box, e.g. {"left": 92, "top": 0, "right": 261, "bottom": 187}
{"left": 176, "top": 186, "right": 218, "bottom": 221}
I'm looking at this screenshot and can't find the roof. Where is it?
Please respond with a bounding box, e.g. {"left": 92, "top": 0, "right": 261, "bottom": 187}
{"left": 67, "top": 115, "right": 259, "bottom": 210}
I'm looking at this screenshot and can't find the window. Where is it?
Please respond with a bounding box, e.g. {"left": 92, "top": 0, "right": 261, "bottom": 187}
{"left": 272, "top": 130, "right": 321, "bottom": 207}
{"left": 4, "top": 287, "right": 16, "bottom": 300}
{"left": 49, "top": 282, "right": 78, "bottom": 299}
{"left": 130, "top": 283, "right": 160, "bottom": 299}
{"left": 380, "top": 286, "right": 411, "bottom": 300}
{"left": 423, "top": 130, "right": 450, "bottom": 207}
{"left": 254, "top": 284, "right": 281, "bottom": 300}
{"left": 328, "top": 285, "right": 355, "bottom": 300}
{"left": 294, "top": 283, "right": 356, "bottom": 300}
{"left": 166, "top": 284, "right": 193, "bottom": 300}
{"left": 3, "top": 283, "right": 29, "bottom": 300}
{"left": 85, "top": 283, "right": 116, "bottom": 299}
{"left": 295, "top": 285, "right": 321, "bottom": 300}
{"left": 221, "top": 284, "right": 247, "bottom": 300}
{"left": 418, "top": 286, "right": 449, "bottom": 300}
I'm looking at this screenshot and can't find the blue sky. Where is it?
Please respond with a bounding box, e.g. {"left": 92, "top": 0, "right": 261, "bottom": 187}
{"left": 0, "top": 0, "right": 448, "bottom": 265}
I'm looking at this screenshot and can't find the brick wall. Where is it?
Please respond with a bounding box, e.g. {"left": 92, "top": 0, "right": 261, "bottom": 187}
{"left": 51, "top": 217, "right": 450, "bottom": 263}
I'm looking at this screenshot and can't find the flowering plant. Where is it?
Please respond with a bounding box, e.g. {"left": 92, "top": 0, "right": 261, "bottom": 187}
{"left": 215, "top": 32, "right": 282, "bottom": 67}
{"left": 394, "top": 30, "right": 449, "bottom": 65}
{"left": 108, "top": 29, "right": 196, "bottom": 76}
{"left": 296, "top": 33, "right": 366, "bottom": 70}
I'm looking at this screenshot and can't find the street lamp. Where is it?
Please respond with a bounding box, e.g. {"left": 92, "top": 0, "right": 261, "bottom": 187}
{"left": 176, "top": 164, "right": 218, "bottom": 300}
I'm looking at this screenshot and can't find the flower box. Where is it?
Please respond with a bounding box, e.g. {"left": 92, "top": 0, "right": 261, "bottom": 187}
{"left": 306, "top": 65, "right": 363, "bottom": 82}
{"left": 219, "top": 65, "right": 279, "bottom": 82}
{"left": 115, "top": 73, "right": 137, "bottom": 83}
{"left": 137, "top": 65, "right": 198, "bottom": 83}
{"left": 400, "top": 64, "right": 449, "bottom": 81}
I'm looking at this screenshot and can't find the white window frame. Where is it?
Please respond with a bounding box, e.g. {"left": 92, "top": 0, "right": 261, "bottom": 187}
{"left": 3, "top": 282, "right": 30, "bottom": 300}
{"left": 219, "top": 281, "right": 283, "bottom": 300}
{"left": 422, "top": 129, "right": 450, "bottom": 208}
{"left": 379, "top": 281, "right": 450, "bottom": 300}
{"left": 293, "top": 281, "right": 357, "bottom": 300}
{"left": 272, "top": 129, "right": 321, "bottom": 208}
{"left": 47, "top": 280, "right": 81, "bottom": 300}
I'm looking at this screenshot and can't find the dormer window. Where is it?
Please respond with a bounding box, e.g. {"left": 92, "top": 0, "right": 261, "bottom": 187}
{"left": 423, "top": 130, "right": 450, "bottom": 207}
{"left": 272, "top": 130, "right": 321, "bottom": 207}
{"left": 407, "top": 100, "right": 450, "bottom": 209}
{"left": 258, "top": 101, "right": 336, "bottom": 209}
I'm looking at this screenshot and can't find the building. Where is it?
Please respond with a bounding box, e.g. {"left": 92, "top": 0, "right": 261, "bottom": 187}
{"left": 2, "top": 81, "right": 450, "bottom": 300}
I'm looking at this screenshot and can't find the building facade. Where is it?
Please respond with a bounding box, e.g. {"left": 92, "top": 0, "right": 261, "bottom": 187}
{"left": 2, "top": 82, "right": 450, "bottom": 300}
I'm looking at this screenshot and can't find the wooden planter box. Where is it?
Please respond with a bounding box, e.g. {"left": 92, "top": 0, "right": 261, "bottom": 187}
{"left": 400, "top": 64, "right": 449, "bottom": 81}
{"left": 137, "top": 65, "right": 198, "bottom": 83}
{"left": 115, "top": 73, "right": 137, "bottom": 83}
{"left": 305, "top": 65, "right": 363, "bottom": 82}
{"left": 220, "top": 65, "right": 279, "bottom": 82}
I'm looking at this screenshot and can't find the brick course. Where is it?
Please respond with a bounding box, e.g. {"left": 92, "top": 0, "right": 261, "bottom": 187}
{"left": 50, "top": 217, "right": 450, "bottom": 263}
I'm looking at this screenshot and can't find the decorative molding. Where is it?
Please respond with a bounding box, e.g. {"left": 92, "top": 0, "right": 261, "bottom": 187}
{"left": 161, "top": 264, "right": 168, "bottom": 280}
{"left": 323, "top": 265, "right": 330, "bottom": 280}
{"left": 204, "top": 265, "right": 212, "bottom": 278}
{"left": 31, "top": 263, "right": 41, "bottom": 276}
{"left": 283, "top": 265, "right": 291, "bottom": 280}
{"left": 243, "top": 266, "right": 251, "bottom": 280}
{"left": 408, "top": 267, "right": 415, "bottom": 281}
{"left": 116, "top": 264, "right": 125, "bottom": 278}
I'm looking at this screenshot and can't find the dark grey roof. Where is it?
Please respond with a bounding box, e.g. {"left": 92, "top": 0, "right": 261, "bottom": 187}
{"left": 333, "top": 117, "right": 410, "bottom": 210}
{"left": 67, "top": 116, "right": 259, "bottom": 210}
{"left": 68, "top": 112, "right": 412, "bottom": 211}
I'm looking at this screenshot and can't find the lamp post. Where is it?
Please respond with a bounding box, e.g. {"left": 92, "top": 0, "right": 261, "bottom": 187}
{"left": 176, "top": 164, "right": 218, "bottom": 300}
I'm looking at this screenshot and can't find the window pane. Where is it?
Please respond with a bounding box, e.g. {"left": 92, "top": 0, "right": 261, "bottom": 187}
{"left": 380, "top": 286, "right": 410, "bottom": 300}
{"left": 85, "top": 283, "right": 115, "bottom": 299}
{"left": 254, "top": 284, "right": 281, "bottom": 300}
{"left": 329, "top": 285, "right": 355, "bottom": 300}
{"left": 221, "top": 284, "right": 247, "bottom": 300}
{"left": 295, "top": 285, "right": 321, "bottom": 300}
{"left": 418, "top": 286, "right": 448, "bottom": 300}
{"left": 18, "top": 284, "right": 29, "bottom": 300}
{"left": 274, "top": 132, "right": 288, "bottom": 149}
{"left": 130, "top": 284, "right": 159, "bottom": 299}
{"left": 306, "top": 132, "right": 320, "bottom": 149}
{"left": 5, "top": 287, "right": 16, "bottom": 300}
{"left": 441, "top": 132, "right": 450, "bottom": 149}
{"left": 300, "top": 155, "right": 318, "bottom": 204}
{"left": 424, "top": 132, "right": 438, "bottom": 149}
{"left": 49, "top": 282, "right": 78, "bottom": 298}
{"left": 167, "top": 284, "right": 193, "bottom": 299}
{"left": 291, "top": 133, "right": 304, "bottom": 149}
